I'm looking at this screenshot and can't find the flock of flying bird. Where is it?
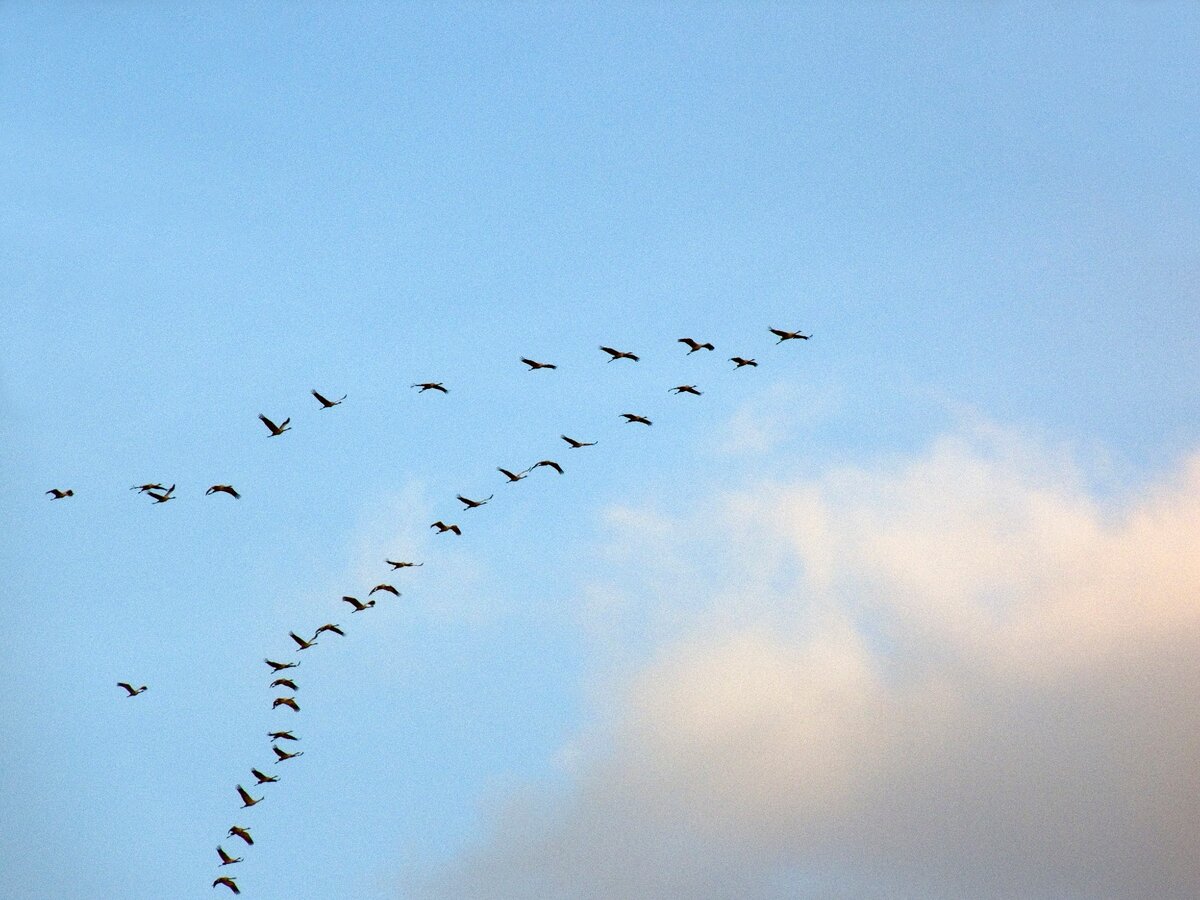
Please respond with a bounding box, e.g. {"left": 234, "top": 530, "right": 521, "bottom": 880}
{"left": 51, "top": 327, "right": 811, "bottom": 895}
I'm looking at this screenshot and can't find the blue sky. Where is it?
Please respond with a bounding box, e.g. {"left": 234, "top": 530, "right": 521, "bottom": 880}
{"left": 3, "top": 4, "right": 1198, "bottom": 899}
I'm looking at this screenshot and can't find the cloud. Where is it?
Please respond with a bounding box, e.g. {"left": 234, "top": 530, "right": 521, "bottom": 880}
{"left": 405, "top": 426, "right": 1200, "bottom": 900}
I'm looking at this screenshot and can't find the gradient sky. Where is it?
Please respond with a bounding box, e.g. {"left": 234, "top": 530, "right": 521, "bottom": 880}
{"left": 3, "top": 4, "right": 1198, "bottom": 899}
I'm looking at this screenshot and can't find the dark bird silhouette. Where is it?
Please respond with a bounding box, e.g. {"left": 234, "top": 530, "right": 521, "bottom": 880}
{"left": 268, "top": 731, "right": 298, "bottom": 742}
{"left": 528, "top": 460, "right": 563, "bottom": 474}
{"left": 227, "top": 826, "right": 253, "bottom": 846}
{"left": 561, "top": 435, "right": 597, "bottom": 449}
{"left": 386, "top": 560, "right": 423, "bottom": 570}
{"left": 600, "top": 345, "right": 639, "bottom": 362}
{"left": 46, "top": 488, "right": 74, "bottom": 499}
{"left": 670, "top": 385, "right": 702, "bottom": 396}
{"left": 273, "top": 745, "right": 303, "bottom": 763}
{"left": 677, "top": 337, "right": 715, "bottom": 353}
{"left": 313, "top": 623, "right": 344, "bottom": 638}
{"left": 265, "top": 658, "right": 298, "bottom": 672}
{"left": 146, "top": 484, "right": 176, "bottom": 503}
{"left": 430, "top": 520, "right": 462, "bottom": 535}
{"left": 369, "top": 584, "right": 400, "bottom": 597}
{"left": 289, "top": 631, "right": 317, "bottom": 651}
{"left": 621, "top": 413, "right": 652, "bottom": 426}
{"left": 273, "top": 696, "right": 300, "bottom": 712}
{"left": 258, "top": 414, "right": 291, "bottom": 436}
{"left": 312, "top": 389, "right": 346, "bottom": 408}
{"left": 342, "top": 595, "right": 375, "bottom": 612}
{"left": 206, "top": 484, "right": 241, "bottom": 499}
{"left": 497, "top": 467, "right": 526, "bottom": 483}
{"left": 730, "top": 357, "right": 758, "bottom": 368}
{"left": 236, "top": 785, "right": 262, "bottom": 808}
{"left": 251, "top": 768, "right": 279, "bottom": 785}
{"left": 117, "top": 682, "right": 147, "bottom": 697}
{"left": 270, "top": 678, "right": 298, "bottom": 691}
{"left": 213, "top": 876, "right": 240, "bottom": 894}
{"left": 457, "top": 493, "right": 493, "bottom": 509}
{"left": 520, "top": 357, "right": 557, "bottom": 370}
{"left": 769, "top": 327, "right": 811, "bottom": 343}
{"left": 130, "top": 483, "right": 165, "bottom": 494}
{"left": 217, "top": 845, "right": 242, "bottom": 866}
{"left": 411, "top": 382, "right": 448, "bottom": 394}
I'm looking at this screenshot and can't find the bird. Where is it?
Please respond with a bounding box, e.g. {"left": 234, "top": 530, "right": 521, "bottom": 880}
{"left": 730, "top": 357, "right": 758, "bottom": 368}
{"left": 268, "top": 731, "right": 298, "bottom": 742}
{"left": 621, "top": 413, "right": 652, "bottom": 426}
{"left": 341, "top": 595, "right": 375, "bottom": 612}
{"left": 217, "top": 845, "right": 242, "bottom": 866}
{"left": 386, "top": 560, "right": 423, "bottom": 570}
{"left": 130, "top": 483, "right": 165, "bottom": 494}
{"left": 497, "top": 467, "right": 526, "bottom": 483}
{"left": 117, "top": 682, "right": 148, "bottom": 697}
{"left": 457, "top": 493, "right": 492, "bottom": 509}
{"left": 369, "top": 583, "right": 400, "bottom": 597}
{"left": 146, "top": 484, "right": 176, "bottom": 503}
{"left": 273, "top": 745, "right": 303, "bottom": 763}
{"left": 273, "top": 696, "right": 300, "bottom": 712}
{"left": 251, "top": 768, "right": 280, "bottom": 785}
{"left": 600, "top": 345, "right": 639, "bottom": 362}
{"left": 528, "top": 460, "right": 563, "bottom": 474}
{"left": 670, "top": 385, "right": 702, "bottom": 396}
{"left": 270, "top": 678, "right": 298, "bottom": 691}
{"left": 312, "top": 389, "right": 346, "bottom": 408}
{"left": 313, "top": 623, "right": 344, "bottom": 638}
{"left": 46, "top": 488, "right": 74, "bottom": 499}
{"left": 227, "top": 825, "right": 253, "bottom": 846}
{"left": 430, "top": 520, "right": 462, "bottom": 535}
{"left": 212, "top": 876, "right": 240, "bottom": 894}
{"left": 520, "top": 357, "right": 557, "bottom": 370}
{"left": 769, "top": 327, "right": 811, "bottom": 343}
{"left": 264, "top": 658, "right": 298, "bottom": 672}
{"left": 236, "top": 785, "right": 262, "bottom": 808}
{"left": 677, "top": 337, "right": 715, "bottom": 353}
{"left": 561, "top": 435, "right": 597, "bottom": 449}
{"left": 289, "top": 631, "right": 317, "bottom": 651}
{"left": 258, "top": 414, "right": 291, "bottom": 436}
{"left": 206, "top": 484, "right": 241, "bottom": 499}
{"left": 411, "top": 382, "right": 448, "bottom": 394}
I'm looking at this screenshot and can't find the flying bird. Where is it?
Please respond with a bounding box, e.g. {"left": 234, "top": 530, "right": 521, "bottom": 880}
{"left": 289, "top": 631, "right": 317, "bottom": 651}
{"left": 520, "top": 357, "right": 557, "bottom": 370}
{"left": 264, "top": 658, "right": 298, "bottom": 672}
{"left": 561, "top": 435, "right": 597, "bottom": 449}
{"left": 46, "top": 488, "right": 74, "bottom": 499}
{"left": 268, "top": 731, "right": 298, "bottom": 742}
{"left": 528, "top": 460, "right": 563, "bottom": 474}
{"left": 146, "top": 484, "right": 176, "bottom": 503}
{"left": 312, "top": 389, "right": 346, "bottom": 408}
{"left": 206, "top": 484, "right": 241, "bottom": 499}
{"left": 385, "top": 560, "right": 423, "bottom": 570}
{"left": 313, "top": 623, "right": 344, "bottom": 638}
{"left": 411, "top": 382, "right": 448, "bottom": 394}
{"left": 212, "top": 876, "right": 240, "bottom": 894}
{"left": 497, "top": 467, "right": 526, "bottom": 483}
{"left": 341, "top": 595, "right": 375, "bottom": 612}
{"left": 430, "top": 520, "right": 462, "bottom": 535}
{"left": 273, "top": 696, "right": 300, "bottom": 712}
{"left": 217, "top": 845, "right": 242, "bottom": 866}
{"left": 600, "top": 346, "right": 639, "bottom": 362}
{"left": 273, "top": 745, "right": 303, "bottom": 763}
{"left": 670, "top": 385, "right": 702, "bottom": 396}
{"left": 130, "top": 483, "right": 165, "bottom": 494}
{"left": 769, "top": 327, "right": 811, "bottom": 343}
{"left": 251, "top": 768, "right": 280, "bottom": 785}
{"left": 730, "top": 357, "right": 758, "bottom": 368}
{"left": 369, "top": 584, "right": 400, "bottom": 597}
{"left": 236, "top": 785, "right": 262, "bottom": 808}
{"left": 258, "top": 414, "right": 291, "bottom": 436}
{"left": 677, "top": 337, "right": 715, "bottom": 353}
{"left": 621, "top": 413, "right": 652, "bottom": 426}
{"left": 227, "top": 826, "right": 253, "bottom": 846}
{"left": 457, "top": 493, "right": 492, "bottom": 509}
{"left": 117, "top": 682, "right": 148, "bottom": 697}
{"left": 270, "top": 678, "right": 298, "bottom": 691}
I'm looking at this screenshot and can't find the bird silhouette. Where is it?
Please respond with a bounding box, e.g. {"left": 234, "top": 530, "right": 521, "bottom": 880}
{"left": 130, "top": 483, "right": 165, "bottom": 494}
{"left": 270, "top": 678, "right": 298, "bottom": 691}
{"left": 146, "top": 484, "right": 175, "bottom": 503}
{"left": 730, "top": 357, "right": 758, "bottom": 368}
{"left": 251, "top": 768, "right": 279, "bottom": 785}
{"left": 206, "top": 484, "right": 241, "bottom": 499}
{"left": 312, "top": 389, "right": 346, "bottom": 408}
{"left": 677, "top": 337, "right": 715, "bottom": 353}
{"left": 212, "top": 876, "right": 240, "bottom": 894}
{"left": 273, "top": 745, "right": 303, "bottom": 763}
{"left": 258, "top": 414, "right": 291, "bottom": 436}
{"left": 289, "top": 631, "right": 317, "bottom": 651}
{"left": 268, "top": 731, "right": 298, "bottom": 742}
{"left": 457, "top": 494, "right": 493, "bottom": 509}
{"left": 600, "top": 345, "right": 639, "bottom": 362}
{"left": 217, "top": 845, "right": 242, "bottom": 866}
{"left": 264, "top": 658, "right": 298, "bottom": 672}
{"left": 369, "top": 584, "right": 400, "bottom": 597}
{"left": 46, "top": 488, "right": 74, "bottom": 499}
{"left": 117, "top": 682, "right": 148, "bottom": 697}
{"left": 769, "top": 327, "right": 811, "bottom": 343}
{"left": 341, "top": 595, "right": 375, "bottom": 612}
{"left": 670, "top": 385, "right": 702, "bottom": 396}
{"left": 430, "top": 520, "right": 462, "bottom": 535}
{"left": 236, "top": 785, "right": 262, "bottom": 808}
{"left": 313, "top": 623, "right": 344, "bottom": 638}
{"left": 272, "top": 696, "right": 300, "bottom": 712}
{"left": 520, "top": 357, "right": 557, "bottom": 370}
{"left": 385, "top": 560, "right": 423, "bottom": 570}
{"left": 227, "top": 825, "right": 253, "bottom": 846}
{"left": 497, "top": 467, "right": 526, "bottom": 483}
{"left": 528, "top": 460, "right": 564, "bottom": 474}
{"left": 621, "top": 413, "right": 652, "bottom": 426}
{"left": 411, "top": 382, "right": 448, "bottom": 394}
{"left": 561, "top": 435, "right": 597, "bottom": 449}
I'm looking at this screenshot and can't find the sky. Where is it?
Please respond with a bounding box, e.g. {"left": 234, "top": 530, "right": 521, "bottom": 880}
{"left": 2, "top": 3, "right": 1198, "bottom": 898}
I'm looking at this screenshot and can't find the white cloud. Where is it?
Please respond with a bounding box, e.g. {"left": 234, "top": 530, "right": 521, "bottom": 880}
{"left": 406, "top": 426, "right": 1200, "bottom": 900}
